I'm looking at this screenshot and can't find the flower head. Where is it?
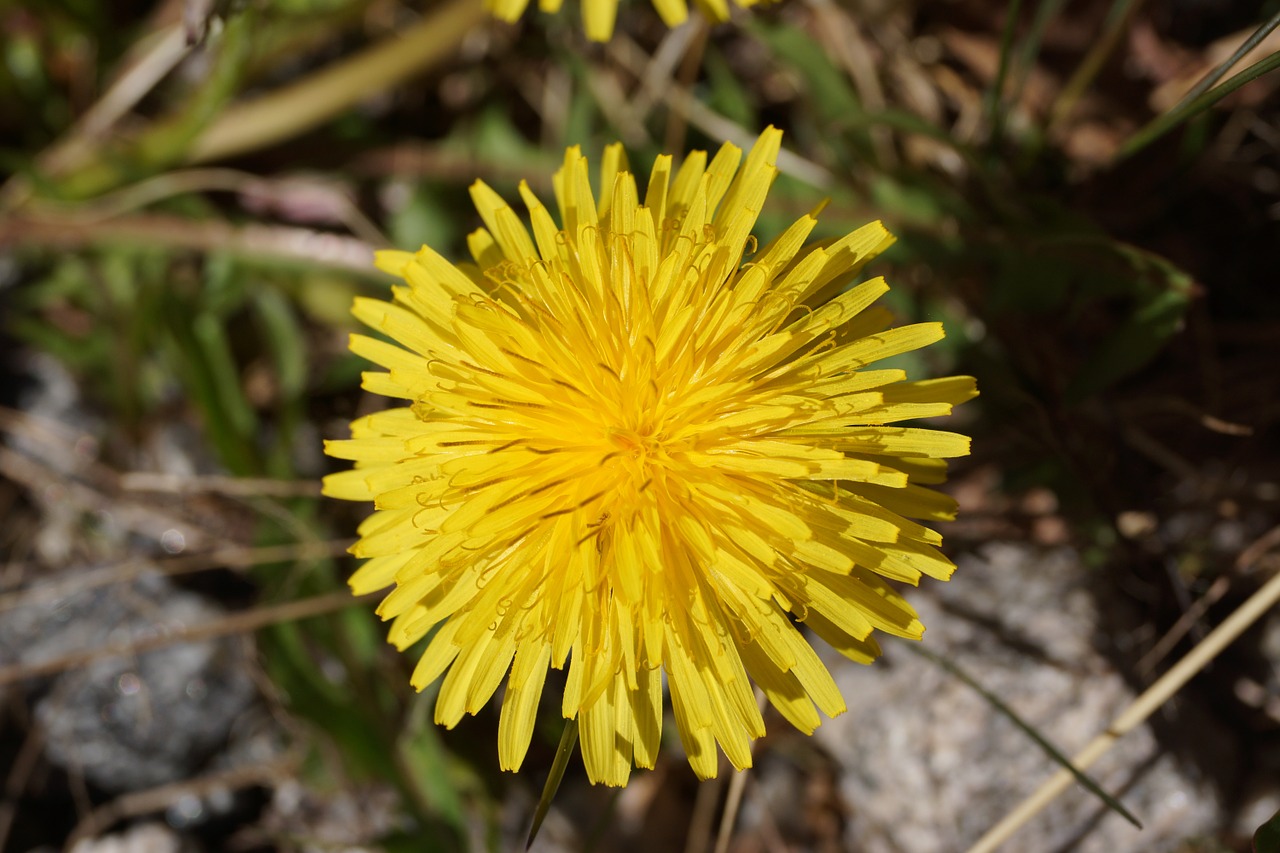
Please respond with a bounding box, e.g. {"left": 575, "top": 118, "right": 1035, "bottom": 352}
{"left": 487, "top": 0, "right": 762, "bottom": 42}
{"left": 324, "top": 128, "right": 975, "bottom": 786}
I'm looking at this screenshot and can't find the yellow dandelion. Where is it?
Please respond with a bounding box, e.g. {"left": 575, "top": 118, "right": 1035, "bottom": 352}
{"left": 324, "top": 127, "right": 976, "bottom": 787}
{"left": 486, "top": 0, "right": 763, "bottom": 42}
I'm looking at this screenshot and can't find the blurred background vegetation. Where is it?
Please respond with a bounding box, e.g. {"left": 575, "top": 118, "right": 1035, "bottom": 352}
{"left": 1, "top": 0, "right": 1278, "bottom": 850}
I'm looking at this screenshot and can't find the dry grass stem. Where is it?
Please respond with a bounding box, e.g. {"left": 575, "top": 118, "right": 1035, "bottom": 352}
{"left": 968, "top": 564, "right": 1280, "bottom": 853}
{"left": 608, "top": 37, "right": 835, "bottom": 189}
{"left": 1139, "top": 523, "right": 1280, "bottom": 675}
{"left": 685, "top": 767, "right": 726, "bottom": 853}
{"left": 1048, "top": 0, "right": 1148, "bottom": 131}
{"left": 0, "top": 214, "right": 381, "bottom": 275}
{"left": 20, "top": 168, "right": 389, "bottom": 247}
{"left": 119, "top": 471, "right": 324, "bottom": 497}
{"left": 584, "top": 65, "right": 651, "bottom": 147}
{"left": 1136, "top": 574, "right": 1229, "bottom": 676}
{"left": 47, "top": 24, "right": 192, "bottom": 170}
{"left": 0, "top": 23, "right": 192, "bottom": 211}
{"left": 188, "top": 0, "right": 487, "bottom": 163}
{"left": 714, "top": 768, "right": 749, "bottom": 853}
{"left": 713, "top": 687, "right": 768, "bottom": 853}
{"left": 624, "top": 20, "right": 702, "bottom": 129}
{"left": 0, "top": 540, "right": 352, "bottom": 612}
{"left": 808, "top": 0, "right": 898, "bottom": 168}
{"left": 65, "top": 752, "right": 302, "bottom": 847}
{"left": 0, "top": 590, "right": 374, "bottom": 687}
{"left": 0, "top": 446, "right": 212, "bottom": 552}
{"left": 0, "top": 725, "right": 45, "bottom": 852}
{"left": 1237, "top": 523, "right": 1280, "bottom": 570}
{"left": 349, "top": 144, "right": 555, "bottom": 190}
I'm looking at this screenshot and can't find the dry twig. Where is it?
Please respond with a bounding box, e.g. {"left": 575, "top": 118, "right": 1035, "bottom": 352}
{"left": 0, "top": 590, "right": 374, "bottom": 688}
{"left": 65, "top": 751, "right": 302, "bottom": 847}
{"left": 968, "top": 563, "right": 1280, "bottom": 852}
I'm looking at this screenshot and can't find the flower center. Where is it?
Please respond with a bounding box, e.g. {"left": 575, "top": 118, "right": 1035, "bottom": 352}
{"left": 606, "top": 425, "right": 660, "bottom": 459}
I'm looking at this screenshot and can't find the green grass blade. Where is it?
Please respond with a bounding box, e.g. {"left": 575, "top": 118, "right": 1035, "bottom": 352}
{"left": 252, "top": 288, "right": 308, "bottom": 399}
{"left": 1118, "top": 46, "right": 1280, "bottom": 159}
{"left": 193, "top": 312, "right": 258, "bottom": 445}
{"left": 1049, "top": 0, "right": 1146, "bottom": 130}
{"left": 907, "top": 643, "right": 1143, "bottom": 829}
{"left": 527, "top": 717, "right": 580, "bottom": 850}
{"left": 1012, "top": 0, "right": 1070, "bottom": 106}
{"left": 984, "top": 0, "right": 1025, "bottom": 145}
{"left": 1172, "top": 12, "right": 1280, "bottom": 113}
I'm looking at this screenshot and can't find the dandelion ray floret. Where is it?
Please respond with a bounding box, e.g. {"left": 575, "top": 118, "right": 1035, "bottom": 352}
{"left": 486, "top": 0, "right": 765, "bottom": 44}
{"left": 323, "top": 127, "right": 976, "bottom": 786}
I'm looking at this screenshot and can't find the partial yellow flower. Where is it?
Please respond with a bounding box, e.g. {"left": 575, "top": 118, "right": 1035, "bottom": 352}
{"left": 486, "top": 0, "right": 763, "bottom": 42}
{"left": 324, "top": 127, "right": 975, "bottom": 786}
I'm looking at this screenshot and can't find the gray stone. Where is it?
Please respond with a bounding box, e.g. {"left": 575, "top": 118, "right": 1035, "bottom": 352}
{"left": 0, "top": 572, "right": 257, "bottom": 793}
{"left": 66, "top": 822, "right": 192, "bottom": 853}
{"left": 813, "top": 542, "right": 1225, "bottom": 853}
{"left": 259, "top": 779, "right": 403, "bottom": 852}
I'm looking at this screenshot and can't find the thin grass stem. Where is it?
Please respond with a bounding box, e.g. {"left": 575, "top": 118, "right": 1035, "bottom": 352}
{"left": 985, "top": 0, "right": 1025, "bottom": 145}
{"left": 1116, "top": 47, "right": 1280, "bottom": 159}
{"left": 968, "top": 565, "right": 1280, "bottom": 852}
{"left": 1172, "top": 12, "right": 1280, "bottom": 113}
{"left": 714, "top": 769, "right": 750, "bottom": 853}
{"left": 909, "top": 644, "right": 1139, "bottom": 829}
{"left": 1048, "top": 0, "right": 1147, "bottom": 131}
{"left": 0, "top": 591, "right": 374, "bottom": 687}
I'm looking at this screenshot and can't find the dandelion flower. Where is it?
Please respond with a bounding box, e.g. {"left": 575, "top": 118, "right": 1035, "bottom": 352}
{"left": 487, "top": 0, "right": 763, "bottom": 43}
{"left": 324, "top": 127, "right": 975, "bottom": 786}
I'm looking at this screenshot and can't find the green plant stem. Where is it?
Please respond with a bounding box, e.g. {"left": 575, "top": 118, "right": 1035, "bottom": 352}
{"left": 1012, "top": 0, "right": 1069, "bottom": 108}
{"left": 1007, "top": 0, "right": 1069, "bottom": 170}
{"left": 188, "top": 0, "right": 487, "bottom": 163}
{"left": 1048, "top": 0, "right": 1146, "bottom": 131}
{"left": 1117, "top": 47, "right": 1280, "bottom": 159}
{"left": 527, "top": 718, "right": 579, "bottom": 850}
{"left": 1175, "top": 12, "right": 1280, "bottom": 109}
{"left": 985, "top": 0, "right": 1024, "bottom": 146}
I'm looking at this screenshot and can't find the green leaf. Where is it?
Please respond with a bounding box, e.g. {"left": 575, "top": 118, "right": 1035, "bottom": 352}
{"left": 1256, "top": 809, "right": 1280, "bottom": 853}
{"left": 1011, "top": 0, "right": 1070, "bottom": 109}
{"left": 289, "top": 273, "right": 365, "bottom": 329}
{"left": 194, "top": 312, "right": 258, "bottom": 443}
{"left": 252, "top": 287, "right": 308, "bottom": 400}
{"left": 704, "top": 47, "right": 756, "bottom": 129}
{"left": 759, "top": 22, "right": 861, "bottom": 125}
{"left": 1062, "top": 242, "right": 1194, "bottom": 401}
{"left": 390, "top": 183, "right": 464, "bottom": 256}
{"left": 202, "top": 253, "right": 251, "bottom": 318}
{"left": 869, "top": 174, "right": 952, "bottom": 228}
{"left": 1065, "top": 286, "right": 1189, "bottom": 401}
{"left": 1168, "top": 13, "right": 1280, "bottom": 114}
{"left": 163, "top": 305, "right": 258, "bottom": 475}
{"left": 264, "top": 620, "right": 401, "bottom": 782}
{"left": 398, "top": 691, "right": 471, "bottom": 834}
